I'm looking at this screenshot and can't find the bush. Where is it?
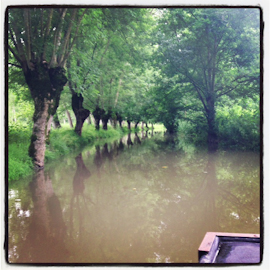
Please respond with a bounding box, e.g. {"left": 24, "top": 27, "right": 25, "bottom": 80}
{"left": 8, "top": 122, "right": 32, "bottom": 143}
{"left": 216, "top": 103, "right": 260, "bottom": 151}
{"left": 8, "top": 143, "right": 33, "bottom": 181}
{"left": 177, "top": 119, "right": 207, "bottom": 146}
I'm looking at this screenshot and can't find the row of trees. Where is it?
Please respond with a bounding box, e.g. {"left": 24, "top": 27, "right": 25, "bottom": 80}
{"left": 8, "top": 7, "right": 260, "bottom": 169}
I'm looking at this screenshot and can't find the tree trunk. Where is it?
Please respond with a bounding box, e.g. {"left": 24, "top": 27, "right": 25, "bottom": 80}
{"left": 116, "top": 113, "right": 123, "bottom": 128}
{"left": 127, "top": 132, "right": 133, "bottom": 147}
{"left": 207, "top": 98, "right": 218, "bottom": 152}
{"left": 102, "top": 119, "right": 108, "bottom": 130}
{"left": 141, "top": 122, "right": 144, "bottom": 130}
{"left": 66, "top": 110, "right": 73, "bottom": 128}
{"left": 100, "top": 109, "right": 111, "bottom": 130}
{"left": 72, "top": 93, "right": 90, "bottom": 136}
{"left": 164, "top": 122, "right": 177, "bottom": 134}
{"left": 26, "top": 63, "right": 67, "bottom": 169}
{"left": 29, "top": 99, "right": 51, "bottom": 169}
{"left": 93, "top": 106, "right": 102, "bottom": 130}
{"left": 127, "top": 120, "right": 131, "bottom": 130}
{"left": 134, "top": 121, "right": 139, "bottom": 129}
{"left": 207, "top": 114, "right": 218, "bottom": 152}
{"left": 94, "top": 118, "right": 100, "bottom": 130}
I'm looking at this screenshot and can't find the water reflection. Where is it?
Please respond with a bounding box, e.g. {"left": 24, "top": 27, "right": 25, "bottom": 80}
{"left": 8, "top": 133, "right": 260, "bottom": 264}
{"left": 127, "top": 132, "right": 133, "bottom": 147}
{"left": 73, "top": 153, "right": 91, "bottom": 196}
{"left": 195, "top": 152, "right": 219, "bottom": 231}
{"left": 70, "top": 153, "right": 94, "bottom": 244}
{"left": 15, "top": 171, "right": 68, "bottom": 263}
{"left": 94, "top": 145, "right": 103, "bottom": 174}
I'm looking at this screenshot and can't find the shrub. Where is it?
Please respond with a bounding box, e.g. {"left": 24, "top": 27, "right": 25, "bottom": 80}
{"left": 8, "top": 143, "right": 33, "bottom": 181}
{"left": 216, "top": 103, "right": 260, "bottom": 151}
{"left": 8, "top": 122, "right": 32, "bottom": 144}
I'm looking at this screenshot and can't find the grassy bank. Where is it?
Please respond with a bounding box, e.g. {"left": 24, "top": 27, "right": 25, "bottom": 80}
{"left": 45, "top": 124, "right": 131, "bottom": 162}
{"left": 8, "top": 123, "right": 33, "bottom": 182}
{"left": 8, "top": 123, "right": 141, "bottom": 182}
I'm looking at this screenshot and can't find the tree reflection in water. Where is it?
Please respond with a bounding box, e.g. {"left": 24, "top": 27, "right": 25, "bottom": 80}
{"left": 127, "top": 132, "right": 133, "bottom": 148}
{"left": 8, "top": 133, "right": 260, "bottom": 264}
{"left": 70, "top": 153, "right": 94, "bottom": 242}
{"left": 134, "top": 132, "right": 141, "bottom": 144}
{"left": 16, "top": 170, "right": 68, "bottom": 263}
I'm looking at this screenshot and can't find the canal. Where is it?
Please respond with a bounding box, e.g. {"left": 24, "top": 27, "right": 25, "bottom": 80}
{"left": 8, "top": 132, "right": 260, "bottom": 264}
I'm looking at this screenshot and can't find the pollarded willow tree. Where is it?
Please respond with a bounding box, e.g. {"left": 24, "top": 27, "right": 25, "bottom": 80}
{"left": 7, "top": 7, "right": 86, "bottom": 169}
{"left": 67, "top": 7, "right": 155, "bottom": 132}
{"left": 154, "top": 8, "right": 260, "bottom": 150}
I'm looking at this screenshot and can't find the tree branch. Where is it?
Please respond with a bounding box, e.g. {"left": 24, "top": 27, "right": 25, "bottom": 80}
{"left": 23, "top": 9, "right": 32, "bottom": 65}
{"left": 8, "top": 45, "right": 22, "bottom": 65}
{"left": 9, "top": 22, "right": 28, "bottom": 71}
{"left": 58, "top": 9, "right": 77, "bottom": 64}
{"left": 50, "top": 8, "right": 67, "bottom": 67}
{"left": 98, "top": 37, "right": 111, "bottom": 68}
{"left": 216, "top": 76, "right": 258, "bottom": 98}
{"left": 59, "top": 9, "right": 87, "bottom": 67}
{"left": 42, "top": 9, "right": 53, "bottom": 60}
{"left": 8, "top": 62, "right": 22, "bottom": 68}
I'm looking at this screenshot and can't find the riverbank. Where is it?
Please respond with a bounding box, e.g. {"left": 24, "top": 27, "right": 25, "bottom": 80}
{"left": 8, "top": 123, "right": 165, "bottom": 182}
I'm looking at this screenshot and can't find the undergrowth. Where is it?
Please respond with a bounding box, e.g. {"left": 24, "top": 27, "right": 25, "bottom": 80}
{"left": 8, "top": 123, "right": 33, "bottom": 181}
{"left": 45, "top": 125, "right": 129, "bottom": 162}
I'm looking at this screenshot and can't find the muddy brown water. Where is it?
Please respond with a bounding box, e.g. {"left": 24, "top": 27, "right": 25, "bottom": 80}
{"left": 8, "top": 132, "right": 260, "bottom": 264}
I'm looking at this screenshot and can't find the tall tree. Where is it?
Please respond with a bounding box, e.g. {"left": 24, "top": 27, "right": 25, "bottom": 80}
{"left": 154, "top": 8, "right": 260, "bottom": 150}
{"left": 8, "top": 7, "right": 86, "bottom": 168}
{"left": 67, "top": 8, "right": 153, "bottom": 131}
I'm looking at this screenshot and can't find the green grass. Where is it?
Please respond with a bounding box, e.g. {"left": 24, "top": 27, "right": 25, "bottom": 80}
{"left": 45, "top": 124, "right": 126, "bottom": 162}
{"left": 8, "top": 123, "right": 34, "bottom": 181}
{"left": 8, "top": 121, "right": 166, "bottom": 182}
{"left": 8, "top": 123, "right": 135, "bottom": 181}
{"left": 8, "top": 143, "right": 34, "bottom": 181}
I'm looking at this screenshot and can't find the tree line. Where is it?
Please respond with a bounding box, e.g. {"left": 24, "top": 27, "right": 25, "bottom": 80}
{"left": 7, "top": 7, "right": 260, "bottom": 169}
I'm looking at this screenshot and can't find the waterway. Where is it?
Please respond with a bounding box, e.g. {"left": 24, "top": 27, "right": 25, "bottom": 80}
{"left": 8, "top": 132, "right": 260, "bottom": 264}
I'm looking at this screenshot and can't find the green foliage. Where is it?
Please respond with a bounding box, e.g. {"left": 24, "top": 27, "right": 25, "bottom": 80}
{"left": 9, "top": 87, "right": 34, "bottom": 125}
{"left": 152, "top": 8, "right": 260, "bottom": 141}
{"left": 45, "top": 125, "right": 127, "bottom": 163}
{"left": 8, "top": 123, "right": 32, "bottom": 143}
{"left": 216, "top": 98, "right": 260, "bottom": 150}
{"left": 177, "top": 96, "right": 260, "bottom": 151}
{"left": 8, "top": 123, "right": 33, "bottom": 181}
{"left": 8, "top": 143, "right": 34, "bottom": 181}
{"left": 8, "top": 7, "right": 261, "bottom": 181}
